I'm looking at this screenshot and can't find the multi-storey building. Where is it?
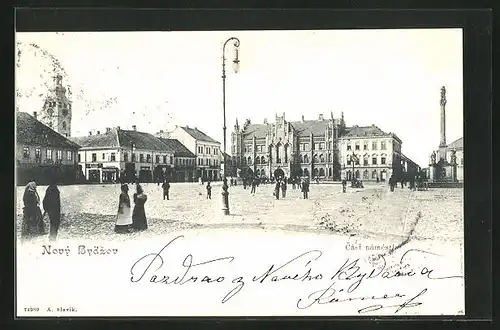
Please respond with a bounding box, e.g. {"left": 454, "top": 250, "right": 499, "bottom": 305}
{"left": 158, "top": 126, "right": 221, "bottom": 181}
{"left": 231, "top": 112, "right": 344, "bottom": 180}
{"left": 38, "top": 74, "right": 72, "bottom": 137}
{"left": 231, "top": 112, "right": 419, "bottom": 181}
{"left": 339, "top": 125, "right": 419, "bottom": 181}
{"left": 72, "top": 125, "right": 175, "bottom": 183}
{"left": 158, "top": 138, "right": 197, "bottom": 182}
{"left": 16, "top": 111, "right": 80, "bottom": 185}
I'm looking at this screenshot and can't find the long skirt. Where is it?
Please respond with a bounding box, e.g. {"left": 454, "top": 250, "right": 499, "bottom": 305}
{"left": 132, "top": 206, "right": 148, "bottom": 231}
{"left": 21, "top": 206, "right": 45, "bottom": 240}
{"left": 115, "top": 206, "right": 132, "bottom": 233}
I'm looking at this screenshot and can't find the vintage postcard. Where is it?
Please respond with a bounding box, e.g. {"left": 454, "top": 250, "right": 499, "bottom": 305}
{"left": 15, "top": 29, "right": 464, "bottom": 317}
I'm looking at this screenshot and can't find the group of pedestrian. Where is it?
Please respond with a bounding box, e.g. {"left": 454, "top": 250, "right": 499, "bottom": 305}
{"left": 271, "top": 176, "right": 310, "bottom": 199}
{"left": 21, "top": 178, "right": 61, "bottom": 242}
{"left": 114, "top": 183, "right": 148, "bottom": 233}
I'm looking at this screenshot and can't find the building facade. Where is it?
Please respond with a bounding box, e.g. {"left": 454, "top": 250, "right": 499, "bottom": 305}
{"left": 38, "top": 74, "right": 72, "bottom": 138}
{"left": 231, "top": 112, "right": 344, "bottom": 180}
{"left": 72, "top": 126, "right": 175, "bottom": 183}
{"left": 158, "top": 126, "right": 221, "bottom": 181}
{"left": 16, "top": 111, "right": 80, "bottom": 185}
{"left": 231, "top": 113, "right": 419, "bottom": 181}
{"left": 158, "top": 138, "right": 197, "bottom": 182}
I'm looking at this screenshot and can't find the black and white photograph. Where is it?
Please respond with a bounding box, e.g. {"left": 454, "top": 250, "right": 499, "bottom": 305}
{"left": 15, "top": 28, "right": 465, "bottom": 316}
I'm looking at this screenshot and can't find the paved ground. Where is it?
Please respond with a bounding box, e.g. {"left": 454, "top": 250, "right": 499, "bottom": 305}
{"left": 16, "top": 182, "right": 463, "bottom": 245}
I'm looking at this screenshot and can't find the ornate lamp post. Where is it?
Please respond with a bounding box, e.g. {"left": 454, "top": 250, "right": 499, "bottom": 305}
{"left": 131, "top": 141, "right": 136, "bottom": 183}
{"left": 349, "top": 152, "right": 357, "bottom": 184}
{"left": 221, "top": 37, "right": 240, "bottom": 215}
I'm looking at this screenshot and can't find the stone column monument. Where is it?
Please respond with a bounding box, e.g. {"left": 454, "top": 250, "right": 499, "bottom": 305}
{"left": 439, "top": 86, "right": 447, "bottom": 160}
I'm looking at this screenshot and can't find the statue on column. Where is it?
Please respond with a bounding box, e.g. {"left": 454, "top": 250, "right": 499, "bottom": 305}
{"left": 440, "top": 86, "right": 447, "bottom": 106}
{"left": 430, "top": 151, "right": 436, "bottom": 165}
{"left": 450, "top": 150, "right": 457, "bottom": 165}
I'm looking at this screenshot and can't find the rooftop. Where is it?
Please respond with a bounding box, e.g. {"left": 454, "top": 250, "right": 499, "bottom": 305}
{"left": 158, "top": 138, "right": 196, "bottom": 157}
{"left": 17, "top": 112, "right": 80, "bottom": 150}
{"left": 447, "top": 137, "right": 463, "bottom": 149}
{"left": 180, "top": 126, "right": 219, "bottom": 144}
{"left": 343, "top": 125, "right": 389, "bottom": 137}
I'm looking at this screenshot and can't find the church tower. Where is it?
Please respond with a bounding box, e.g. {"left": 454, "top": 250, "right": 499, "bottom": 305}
{"left": 39, "top": 74, "right": 72, "bottom": 137}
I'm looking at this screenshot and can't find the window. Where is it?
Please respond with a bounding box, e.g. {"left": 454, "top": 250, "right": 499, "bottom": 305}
{"left": 156, "top": 155, "right": 160, "bottom": 163}
{"left": 91, "top": 153, "right": 96, "bottom": 162}
{"left": 214, "top": 147, "right": 217, "bottom": 155}
{"left": 363, "top": 170, "right": 369, "bottom": 180}
{"left": 319, "top": 143, "right": 324, "bottom": 150}
{"left": 146, "top": 154, "right": 151, "bottom": 162}
{"left": 347, "top": 143, "right": 352, "bottom": 151}
{"left": 67, "top": 150, "right": 73, "bottom": 161}
{"left": 319, "top": 168, "right": 325, "bottom": 176}
{"left": 304, "top": 155, "right": 309, "bottom": 163}
{"left": 381, "top": 157, "right": 386, "bottom": 165}
{"left": 313, "top": 154, "right": 318, "bottom": 163}
{"left": 102, "top": 153, "right": 106, "bottom": 160}
{"left": 206, "top": 158, "right": 209, "bottom": 166}
{"left": 319, "top": 154, "right": 325, "bottom": 163}
{"left": 35, "top": 148, "right": 41, "bottom": 159}
{"left": 460, "top": 158, "right": 463, "bottom": 165}
{"left": 248, "top": 157, "right": 252, "bottom": 165}
{"left": 198, "top": 146, "right": 203, "bottom": 154}
{"left": 372, "top": 170, "right": 378, "bottom": 179}
{"left": 23, "top": 147, "right": 29, "bottom": 158}
{"left": 372, "top": 141, "right": 378, "bottom": 150}
{"left": 77, "top": 153, "right": 81, "bottom": 162}
{"left": 256, "top": 157, "right": 260, "bottom": 164}
{"left": 355, "top": 157, "right": 360, "bottom": 165}
{"left": 111, "top": 153, "right": 116, "bottom": 161}
{"left": 372, "top": 157, "right": 378, "bottom": 165}
{"left": 206, "top": 147, "right": 210, "bottom": 154}
{"left": 328, "top": 153, "right": 332, "bottom": 162}
{"left": 132, "top": 153, "right": 136, "bottom": 162}
{"left": 140, "top": 154, "right": 144, "bottom": 162}
{"left": 355, "top": 142, "right": 360, "bottom": 150}
{"left": 261, "top": 156, "right": 266, "bottom": 164}
{"left": 364, "top": 142, "right": 368, "bottom": 150}
{"left": 347, "top": 159, "right": 352, "bottom": 165}
{"left": 163, "top": 155, "right": 167, "bottom": 164}
{"left": 56, "top": 150, "right": 63, "bottom": 160}
{"left": 124, "top": 152, "right": 129, "bottom": 162}
{"left": 381, "top": 141, "right": 386, "bottom": 150}
{"left": 363, "top": 157, "right": 368, "bottom": 166}
{"left": 314, "top": 143, "right": 319, "bottom": 150}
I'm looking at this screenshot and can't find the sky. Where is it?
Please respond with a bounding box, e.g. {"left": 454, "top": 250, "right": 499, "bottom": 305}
{"left": 15, "top": 29, "right": 463, "bottom": 166}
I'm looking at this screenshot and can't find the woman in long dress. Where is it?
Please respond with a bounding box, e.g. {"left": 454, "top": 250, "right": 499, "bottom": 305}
{"left": 21, "top": 181, "right": 45, "bottom": 240}
{"left": 132, "top": 184, "right": 148, "bottom": 231}
{"left": 115, "top": 184, "right": 132, "bottom": 233}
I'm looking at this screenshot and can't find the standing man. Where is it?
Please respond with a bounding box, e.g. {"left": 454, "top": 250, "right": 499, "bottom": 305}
{"left": 162, "top": 179, "right": 170, "bottom": 200}
{"left": 301, "top": 177, "right": 310, "bottom": 199}
{"left": 342, "top": 179, "right": 347, "bottom": 193}
{"left": 250, "top": 177, "right": 257, "bottom": 194}
{"left": 206, "top": 181, "right": 212, "bottom": 199}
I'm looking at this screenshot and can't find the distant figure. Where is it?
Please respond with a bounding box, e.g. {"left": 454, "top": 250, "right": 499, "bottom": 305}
{"left": 301, "top": 178, "right": 310, "bottom": 199}
{"left": 21, "top": 181, "right": 45, "bottom": 240}
{"left": 389, "top": 175, "right": 396, "bottom": 192}
{"left": 199, "top": 177, "right": 202, "bottom": 185}
{"left": 292, "top": 178, "right": 296, "bottom": 190}
{"left": 243, "top": 178, "right": 247, "bottom": 189}
{"left": 43, "top": 178, "right": 61, "bottom": 241}
{"left": 274, "top": 180, "right": 280, "bottom": 200}
{"left": 281, "top": 178, "right": 287, "bottom": 198}
{"left": 132, "top": 184, "right": 148, "bottom": 231}
{"left": 114, "top": 184, "right": 132, "bottom": 233}
{"left": 250, "top": 178, "right": 257, "bottom": 194}
{"left": 162, "top": 179, "right": 170, "bottom": 200}
{"left": 376, "top": 176, "right": 380, "bottom": 183}
{"left": 342, "top": 179, "right": 347, "bottom": 193}
{"left": 316, "top": 177, "right": 320, "bottom": 185}
{"left": 206, "top": 181, "right": 212, "bottom": 199}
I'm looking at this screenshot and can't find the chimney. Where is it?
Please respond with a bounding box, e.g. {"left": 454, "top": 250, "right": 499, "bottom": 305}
{"left": 263, "top": 118, "right": 268, "bottom": 124}
{"left": 89, "top": 131, "right": 92, "bottom": 136}
{"left": 132, "top": 125, "right": 137, "bottom": 131}
{"left": 33, "top": 111, "right": 37, "bottom": 119}
{"left": 318, "top": 114, "right": 324, "bottom": 121}
{"left": 160, "top": 129, "right": 164, "bottom": 134}
{"left": 105, "top": 127, "right": 111, "bottom": 133}
{"left": 97, "top": 130, "right": 100, "bottom": 135}
{"left": 301, "top": 115, "right": 305, "bottom": 123}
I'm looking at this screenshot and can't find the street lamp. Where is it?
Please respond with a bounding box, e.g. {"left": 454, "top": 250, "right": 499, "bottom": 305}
{"left": 349, "top": 152, "right": 358, "bottom": 184}
{"left": 221, "top": 36, "right": 240, "bottom": 215}
{"left": 131, "top": 141, "right": 136, "bottom": 183}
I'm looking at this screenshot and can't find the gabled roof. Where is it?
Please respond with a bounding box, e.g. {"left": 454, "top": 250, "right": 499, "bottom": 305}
{"left": 447, "top": 137, "right": 463, "bottom": 149}
{"left": 158, "top": 138, "right": 196, "bottom": 157}
{"left": 71, "top": 131, "right": 120, "bottom": 148}
{"left": 241, "top": 124, "right": 270, "bottom": 139}
{"left": 290, "top": 120, "right": 330, "bottom": 136}
{"left": 342, "top": 125, "right": 389, "bottom": 138}
{"left": 16, "top": 111, "right": 80, "bottom": 150}
{"left": 72, "top": 129, "right": 177, "bottom": 152}
{"left": 180, "top": 126, "right": 219, "bottom": 144}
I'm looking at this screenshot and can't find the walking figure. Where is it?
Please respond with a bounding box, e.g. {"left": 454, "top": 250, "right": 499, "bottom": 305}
{"left": 162, "top": 179, "right": 170, "bottom": 200}
{"left": 21, "top": 181, "right": 45, "bottom": 241}
{"left": 115, "top": 184, "right": 132, "bottom": 233}
{"left": 206, "top": 181, "right": 212, "bottom": 199}
{"left": 342, "top": 179, "right": 347, "bottom": 193}
{"left": 274, "top": 180, "right": 280, "bottom": 200}
{"left": 132, "top": 184, "right": 148, "bottom": 231}
{"left": 250, "top": 178, "right": 257, "bottom": 194}
{"left": 301, "top": 178, "right": 310, "bottom": 199}
{"left": 389, "top": 175, "right": 396, "bottom": 192}
{"left": 281, "top": 178, "right": 287, "bottom": 198}
{"left": 43, "top": 178, "right": 61, "bottom": 241}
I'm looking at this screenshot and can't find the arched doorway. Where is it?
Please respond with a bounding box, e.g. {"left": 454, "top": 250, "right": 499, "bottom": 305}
{"left": 303, "top": 168, "right": 310, "bottom": 177}
{"left": 274, "top": 168, "right": 285, "bottom": 179}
